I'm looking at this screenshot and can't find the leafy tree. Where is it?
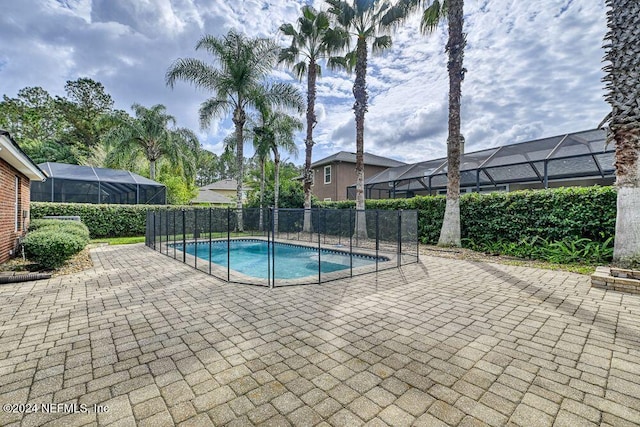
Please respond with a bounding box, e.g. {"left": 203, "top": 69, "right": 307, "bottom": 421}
{"left": 56, "top": 78, "right": 115, "bottom": 157}
{"left": 166, "top": 30, "right": 302, "bottom": 231}
{"left": 602, "top": 0, "right": 640, "bottom": 266}
{"left": 102, "top": 103, "right": 198, "bottom": 181}
{"left": 279, "top": 5, "right": 347, "bottom": 232}
{"left": 246, "top": 162, "right": 305, "bottom": 209}
{"left": 326, "top": 0, "right": 414, "bottom": 237}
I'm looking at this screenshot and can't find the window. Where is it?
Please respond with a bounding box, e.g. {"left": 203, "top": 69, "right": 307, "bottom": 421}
{"left": 324, "top": 165, "right": 331, "bottom": 184}
{"left": 324, "top": 198, "right": 332, "bottom": 201}
{"left": 14, "top": 176, "right": 20, "bottom": 232}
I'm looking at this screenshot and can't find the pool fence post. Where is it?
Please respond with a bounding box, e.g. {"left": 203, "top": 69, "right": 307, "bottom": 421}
{"left": 416, "top": 211, "right": 419, "bottom": 262}
{"left": 182, "top": 209, "right": 186, "bottom": 263}
{"left": 209, "top": 208, "right": 212, "bottom": 275}
{"left": 267, "top": 208, "right": 271, "bottom": 288}
{"left": 159, "top": 211, "right": 162, "bottom": 252}
{"left": 318, "top": 208, "right": 321, "bottom": 284}
{"left": 349, "top": 209, "right": 353, "bottom": 277}
{"left": 165, "top": 210, "right": 169, "bottom": 256}
{"left": 271, "top": 207, "right": 276, "bottom": 288}
{"left": 152, "top": 212, "right": 156, "bottom": 250}
{"left": 227, "top": 207, "right": 230, "bottom": 282}
{"left": 173, "top": 210, "right": 177, "bottom": 260}
{"left": 376, "top": 210, "right": 379, "bottom": 272}
{"left": 397, "top": 210, "right": 402, "bottom": 268}
{"left": 194, "top": 209, "right": 197, "bottom": 270}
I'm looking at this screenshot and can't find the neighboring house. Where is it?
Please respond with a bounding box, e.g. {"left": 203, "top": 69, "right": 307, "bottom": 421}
{"left": 310, "top": 152, "right": 406, "bottom": 201}
{"left": 191, "top": 179, "right": 249, "bottom": 206}
{"left": 347, "top": 128, "right": 615, "bottom": 199}
{"left": 0, "top": 130, "right": 46, "bottom": 264}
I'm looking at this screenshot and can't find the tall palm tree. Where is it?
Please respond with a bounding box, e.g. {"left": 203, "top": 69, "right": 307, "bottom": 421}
{"left": 102, "top": 104, "right": 198, "bottom": 181}
{"left": 603, "top": 0, "right": 640, "bottom": 266}
{"left": 419, "top": 0, "right": 464, "bottom": 246}
{"left": 253, "top": 104, "right": 302, "bottom": 232}
{"left": 166, "top": 30, "right": 300, "bottom": 230}
{"left": 326, "top": 0, "right": 415, "bottom": 238}
{"left": 280, "top": 5, "right": 348, "bottom": 233}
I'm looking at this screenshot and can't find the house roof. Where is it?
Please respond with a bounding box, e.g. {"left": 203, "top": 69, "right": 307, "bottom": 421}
{"left": 38, "top": 162, "right": 163, "bottom": 186}
{"left": 199, "top": 178, "right": 249, "bottom": 191}
{"left": 311, "top": 151, "right": 406, "bottom": 168}
{"left": 0, "top": 130, "right": 46, "bottom": 181}
{"left": 191, "top": 189, "right": 233, "bottom": 204}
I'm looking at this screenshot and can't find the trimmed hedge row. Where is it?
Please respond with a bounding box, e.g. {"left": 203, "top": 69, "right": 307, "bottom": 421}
{"left": 316, "top": 186, "right": 617, "bottom": 246}
{"left": 24, "top": 219, "right": 90, "bottom": 269}
{"left": 32, "top": 186, "right": 617, "bottom": 248}
{"left": 31, "top": 202, "right": 151, "bottom": 238}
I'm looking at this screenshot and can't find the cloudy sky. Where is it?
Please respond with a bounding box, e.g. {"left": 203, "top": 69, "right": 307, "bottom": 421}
{"left": 1, "top": 0, "right": 609, "bottom": 164}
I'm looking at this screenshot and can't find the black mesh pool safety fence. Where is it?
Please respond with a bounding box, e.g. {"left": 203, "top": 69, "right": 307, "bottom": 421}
{"left": 145, "top": 207, "right": 419, "bottom": 287}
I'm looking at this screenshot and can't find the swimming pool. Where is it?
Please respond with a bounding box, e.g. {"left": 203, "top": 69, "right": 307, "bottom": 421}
{"left": 173, "top": 239, "right": 386, "bottom": 279}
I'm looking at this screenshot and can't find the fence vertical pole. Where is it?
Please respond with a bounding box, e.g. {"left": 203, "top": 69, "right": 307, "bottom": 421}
{"left": 349, "top": 209, "right": 353, "bottom": 277}
{"left": 227, "top": 207, "right": 230, "bottom": 282}
{"left": 152, "top": 212, "right": 156, "bottom": 250}
{"left": 173, "top": 210, "right": 176, "bottom": 260}
{"left": 267, "top": 208, "right": 271, "bottom": 288}
{"left": 165, "top": 211, "right": 169, "bottom": 256}
{"left": 318, "top": 208, "right": 321, "bottom": 284}
{"left": 397, "top": 210, "right": 402, "bottom": 267}
{"left": 376, "top": 210, "right": 379, "bottom": 272}
{"left": 194, "top": 209, "right": 197, "bottom": 270}
{"left": 209, "top": 208, "right": 212, "bottom": 275}
{"left": 416, "top": 211, "right": 419, "bottom": 263}
{"left": 158, "top": 211, "right": 162, "bottom": 252}
{"left": 272, "top": 207, "right": 276, "bottom": 288}
{"left": 182, "top": 209, "right": 186, "bottom": 263}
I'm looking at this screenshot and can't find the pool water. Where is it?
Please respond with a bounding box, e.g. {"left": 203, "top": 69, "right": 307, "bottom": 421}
{"left": 174, "top": 239, "right": 383, "bottom": 279}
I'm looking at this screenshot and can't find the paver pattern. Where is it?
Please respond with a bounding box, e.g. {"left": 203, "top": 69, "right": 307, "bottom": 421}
{"left": 1, "top": 243, "right": 640, "bottom": 426}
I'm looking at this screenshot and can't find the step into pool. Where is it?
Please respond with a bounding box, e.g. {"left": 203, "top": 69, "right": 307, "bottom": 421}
{"left": 173, "top": 239, "right": 387, "bottom": 279}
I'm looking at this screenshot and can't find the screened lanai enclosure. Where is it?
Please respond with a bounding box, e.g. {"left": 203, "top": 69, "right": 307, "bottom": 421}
{"left": 348, "top": 129, "right": 615, "bottom": 199}
{"left": 32, "top": 162, "right": 166, "bottom": 204}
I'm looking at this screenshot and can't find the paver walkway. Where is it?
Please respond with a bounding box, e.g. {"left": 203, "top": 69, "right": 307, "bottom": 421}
{"left": 1, "top": 244, "right": 640, "bottom": 426}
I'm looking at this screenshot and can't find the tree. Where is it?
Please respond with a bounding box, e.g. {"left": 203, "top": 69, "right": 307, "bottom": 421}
{"left": 102, "top": 103, "right": 198, "bottom": 181}
{"left": 326, "top": 0, "right": 414, "bottom": 238}
{"left": 166, "top": 30, "right": 301, "bottom": 231}
{"left": 253, "top": 105, "right": 302, "bottom": 232}
{"left": 280, "top": 5, "right": 347, "bottom": 232}
{"left": 56, "top": 78, "right": 115, "bottom": 157}
{"left": 602, "top": 0, "right": 640, "bottom": 266}
{"left": 246, "top": 162, "right": 305, "bottom": 209}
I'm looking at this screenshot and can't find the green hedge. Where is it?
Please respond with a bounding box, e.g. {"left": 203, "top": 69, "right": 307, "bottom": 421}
{"left": 317, "top": 186, "right": 617, "bottom": 246}
{"left": 31, "top": 202, "right": 151, "bottom": 238}
{"left": 24, "top": 220, "right": 90, "bottom": 269}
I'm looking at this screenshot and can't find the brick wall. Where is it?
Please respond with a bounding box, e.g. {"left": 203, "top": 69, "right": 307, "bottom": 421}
{"left": 0, "top": 158, "right": 30, "bottom": 264}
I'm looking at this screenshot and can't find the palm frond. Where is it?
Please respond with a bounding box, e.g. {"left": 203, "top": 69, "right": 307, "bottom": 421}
{"left": 421, "top": 0, "right": 447, "bottom": 34}
{"left": 372, "top": 35, "right": 392, "bottom": 53}
{"left": 199, "top": 98, "right": 231, "bottom": 129}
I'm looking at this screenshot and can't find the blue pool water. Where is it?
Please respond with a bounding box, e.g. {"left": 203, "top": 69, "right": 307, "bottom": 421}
{"left": 174, "top": 239, "right": 383, "bottom": 279}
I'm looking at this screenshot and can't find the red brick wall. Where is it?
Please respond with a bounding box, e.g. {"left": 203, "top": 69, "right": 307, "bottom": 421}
{"left": 0, "top": 158, "right": 31, "bottom": 264}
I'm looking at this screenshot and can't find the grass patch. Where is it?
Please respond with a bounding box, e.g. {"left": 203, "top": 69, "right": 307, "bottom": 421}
{"left": 91, "top": 236, "right": 146, "bottom": 245}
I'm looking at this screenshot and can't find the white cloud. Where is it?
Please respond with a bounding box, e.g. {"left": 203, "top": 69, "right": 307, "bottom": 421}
{"left": 0, "top": 0, "right": 609, "bottom": 165}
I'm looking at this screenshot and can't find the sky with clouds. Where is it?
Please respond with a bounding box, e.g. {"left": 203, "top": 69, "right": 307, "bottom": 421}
{"left": 0, "top": 0, "right": 609, "bottom": 165}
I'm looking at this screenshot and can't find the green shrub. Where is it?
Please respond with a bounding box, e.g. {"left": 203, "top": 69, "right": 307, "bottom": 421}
{"left": 23, "top": 229, "right": 87, "bottom": 269}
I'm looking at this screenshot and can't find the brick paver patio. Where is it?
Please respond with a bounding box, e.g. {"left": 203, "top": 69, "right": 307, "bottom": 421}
{"left": 1, "top": 243, "right": 640, "bottom": 426}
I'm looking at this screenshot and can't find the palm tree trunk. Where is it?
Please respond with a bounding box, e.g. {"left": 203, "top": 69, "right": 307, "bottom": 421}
{"left": 259, "top": 159, "right": 265, "bottom": 232}
{"left": 149, "top": 159, "right": 156, "bottom": 181}
{"left": 233, "top": 106, "right": 246, "bottom": 232}
{"left": 438, "top": 0, "right": 465, "bottom": 247}
{"left": 274, "top": 149, "right": 280, "bottom": 234}
{"left": 303, "top": 58, "right": 318, "bottom": 233}
{"left": 605, "top": 0, "right": 640, "bottom": 266}
{"left": 354, "top": 37, "right": 368, "bottom": 239}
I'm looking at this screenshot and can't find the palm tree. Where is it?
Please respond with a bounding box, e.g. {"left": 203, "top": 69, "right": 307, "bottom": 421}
{"left": 102, "top": 104, "right": 198, "bottom": 181}
{"left": 166, "top": 30, "right": 300, "bottom": 230}
{"left": 602, "top": 0, "right": 640, "bottom": 267}
{"left": 419, "top": 0, "right": 464, "bottom": 246}
{"left": 326, "top": 0, "right": 415, "bottom": 238}
{"left": 280, "top": 5, "right": 347, "bottom": 233}
{"left": 253, "top": 101, "right": 303, "bottom": 232}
